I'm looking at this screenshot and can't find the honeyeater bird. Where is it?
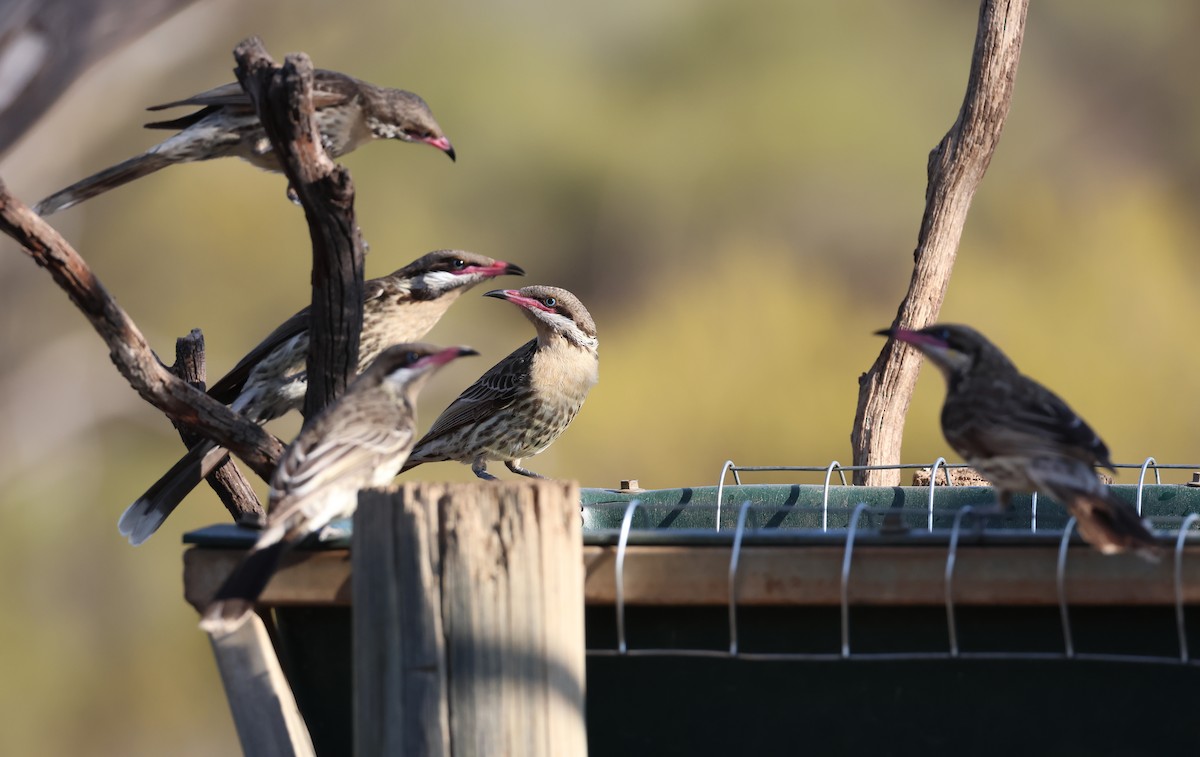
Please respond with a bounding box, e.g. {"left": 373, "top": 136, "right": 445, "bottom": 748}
{"left": 879, "top": 323, "right": 1159, "bottom": 560}
{"left": 119, "top": 250, "right": 522, "bottom": 545}
{"left": 35, "top": 68, "right": 454, "bottom": 215}
{"left": 199, "top": 342, "right": 476, "bottom": 633}
{"left": 401, "top": 285, "right": 598, "bottom": 480}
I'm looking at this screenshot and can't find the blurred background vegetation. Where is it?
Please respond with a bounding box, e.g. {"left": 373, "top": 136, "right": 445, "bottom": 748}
{"left": 1, "top": 0, "right": 1199, "bottom": 753}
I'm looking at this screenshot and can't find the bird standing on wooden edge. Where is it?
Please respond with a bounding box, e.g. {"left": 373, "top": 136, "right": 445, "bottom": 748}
{"left": 119, "top": 250, "right": 522, "bottom": 546}
{"left": 34, "top": 68, "right": 455, "bottom": 215}
{"left": 402, "top": 285, "right": 599, "bottom": 480}
{"left": 878, "top": 323, "right": 1160, "bottom": 560}
{"left": 200, "top": 342, "right": 476, "bottom": 634}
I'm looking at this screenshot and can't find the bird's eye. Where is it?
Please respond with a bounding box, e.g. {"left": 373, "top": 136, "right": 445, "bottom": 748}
{"left": 451, "top": 259, "right": 466, "bottom": 269}
{"left": 543, "top": 297, "right": 557, "bottom": 308}
{"left": 404, "top": 351, "right": 421, "bottom": 364}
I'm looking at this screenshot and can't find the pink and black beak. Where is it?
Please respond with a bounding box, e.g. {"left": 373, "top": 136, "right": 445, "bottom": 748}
{"left": 422, "top": 135, "right": 456, "bottom": 162}
{"left": 875, "top": 326, "right": 968, "bottom": 375}
{"left": 418, "top": 345, "right": 478, "bottom": 369}
{"left": 485, "top": 288, "right": 551, "bottom": 313}
{"left": 464, "top": 260, "right": 524, "bottom": 279}
{"left": 875, "top": 327, "right": 946, "bottom": 350}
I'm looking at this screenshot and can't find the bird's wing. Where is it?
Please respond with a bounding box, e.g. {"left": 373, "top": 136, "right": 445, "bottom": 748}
{"left": 1006, "top": 378, "right": 1113, "bottom": 467}
{"left": 146, "top": 70, "right": 356, "bottom": 112}
{"left": 270, "top": 412, "right": 415, "bottom": 512}
{"left": 147, "top": 80, "right": 252, "bottom": 111}
{"left": 946, "top": 375, "right": 1113, "bottom": 470}
{"left": 207, "top": 305, "right": 312, "bottom": 404}
{"left": 208, "top": 278, "right": 392, "bottom": 405}
{"left": 419, "top": 340, "right": 537, "bottom": 440}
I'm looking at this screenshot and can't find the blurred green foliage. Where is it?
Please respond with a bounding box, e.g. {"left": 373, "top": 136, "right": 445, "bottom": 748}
{"left": 1, "top": 0, "right": 1198, "bottom": 753}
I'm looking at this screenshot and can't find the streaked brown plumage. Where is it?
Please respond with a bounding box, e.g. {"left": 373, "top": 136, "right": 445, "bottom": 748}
{"left": 880, "top": 323, "right": 1159, "bottom": 560}
{"left": 118, "top": 250, "right": 522, "bottom": 546}
{"left": 35, "top": 68, "right": 455, "bottom": 215}
{"left": 200, "top": 343, "right": 476, "bottom": 634}
{"left": 401, "top": 285, "right": 599, "bottom": 480}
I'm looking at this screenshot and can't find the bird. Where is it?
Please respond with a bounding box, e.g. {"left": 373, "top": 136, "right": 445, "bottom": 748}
{"left": 199, "top": 342, "right": 476, "bottom": 634}
{"left": 118, "top": 249, "right": 522, "bottom": 546}
{"left": 401, "top": 285, "right": 599, "bottom": 480}
{"left": 34, "top": 68, "right": 455, "bottom": 215}
{"left": 878, "top": 323, "right": 1160, "bottom": 560}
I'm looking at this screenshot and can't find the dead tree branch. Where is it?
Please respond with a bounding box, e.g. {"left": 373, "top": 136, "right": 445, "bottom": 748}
{"left": 233, "top": 36, "right": 365, "bottom": 420}
{"left": 0, "top": 189, "right": 284, "bottom": 479}
{"left": 169, "top": 330, "right": 264, "bottom": 524}
{"left": 850, "top": 0, "right": 1029, "bottom": 485}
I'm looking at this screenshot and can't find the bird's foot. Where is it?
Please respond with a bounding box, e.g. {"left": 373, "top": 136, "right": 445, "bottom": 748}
{"left": 286, "top": 184, "right": 301, "bottom": 206}
{"left": 471, "top": 461, "right": 498, "bottom": 481}
{"left": 505, "top": 460, "right": 548, "bottom": 479}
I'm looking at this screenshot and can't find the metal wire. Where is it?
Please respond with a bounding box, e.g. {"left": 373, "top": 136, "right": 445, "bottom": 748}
{"left": 1175, "top": 513, "right": 1199, "bottom": 663}
{"left": 821, "top": 461, "right": 846, "bottom": 532}
{"left": 1135, "top": 457, "right": 1160, "bottom": 516}
{"left": 727, "top": 501, "right": 754, "bottom": 655}
{"left": 586, "top": 648, "right": 1200, "bottom": 667}
{"left": 603, "top": 458, "right": 1200, "bottom": 664}
{"left": 714, "top": 460, "right": 740, "bottom": 530}
{"left": 944, "top": 506, "right": 975, "bottom": 658}
{"left": 614, "top": 499, "right": 645, "bottom": 655}
{"left": 1057, "top": 517, "right": 1079, "bottom": 659}
{"left": 926, "top": 457, "right": 950, "bottom": 532}
{"left": 840, "top": 503, "right": 870, "bottom": 658}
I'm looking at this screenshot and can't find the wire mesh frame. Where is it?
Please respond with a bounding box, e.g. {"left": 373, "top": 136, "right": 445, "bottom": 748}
{"left": 712, "top": 457, "right": 1194, "bottom": 535}
{"left": 606, "top": 500, "right": 1200, "bottom": 666}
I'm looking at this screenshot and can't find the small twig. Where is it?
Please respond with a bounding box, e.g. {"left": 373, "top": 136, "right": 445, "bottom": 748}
{"left": 233, "top": 36, "right": 365, "bottom": 420}
{"left": 170, "top": 330, "right": 264, "bottom": 524}
{"left": 0, "top": 185, "right": 284, "bottom": 478}
{"left": 850, "top": 0, "right": 1029, "bottom": 485}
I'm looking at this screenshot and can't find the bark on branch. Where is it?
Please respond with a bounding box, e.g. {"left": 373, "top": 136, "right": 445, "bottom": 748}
{"left": 0, "top": 188, "right": 284, "bottom": 479}
{"left": 169, "top": 330, "right": 264, "bottom": 523}
{"left": 850, "top": 0, "right": 1029, "bottom": 485}
{"left": 233, "top": 36, "right": 365, "bottom": 419}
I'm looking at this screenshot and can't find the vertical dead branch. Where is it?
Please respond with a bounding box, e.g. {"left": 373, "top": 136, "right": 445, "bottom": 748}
{"left": 233, "top": 37, "right": 366, "bottom": 420}
{"left": 850, "top": 0, "right": 1029, "bottom": 485}
{"left": 170, "top": 330, "right": 264, "bottom": 524}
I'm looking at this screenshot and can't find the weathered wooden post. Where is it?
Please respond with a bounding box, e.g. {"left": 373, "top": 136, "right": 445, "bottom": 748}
{"left": 206, "top": 616, "right": 317, "bottom": 757}
{"left": 353, "top": 481, "right": 587, "bottom": 757}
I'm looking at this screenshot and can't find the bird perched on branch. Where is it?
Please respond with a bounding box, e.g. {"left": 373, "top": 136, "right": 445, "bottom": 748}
{"left": 34, "top": 68, "right": 455, "bottom": 215}
{"left": 119, "top": 250, "right": 522, "bottom": 546}
{"left": 402, "top": 286, "right": 598, "bottom": 480}
{"left": 200, "top": 342, "right": 476, "bottom": 634}
{"left": 878, "top": 323, "right": 1159, "bottom": 560}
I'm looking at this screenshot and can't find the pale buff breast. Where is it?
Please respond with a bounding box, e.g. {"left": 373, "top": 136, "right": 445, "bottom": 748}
{"left": 529, "top": 342, "right": 599, "bottom": 419}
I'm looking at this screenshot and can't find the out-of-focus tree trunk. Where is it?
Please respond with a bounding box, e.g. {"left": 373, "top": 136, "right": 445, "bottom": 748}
{"left": 850, "top": 0, "right": 1029, "bottom": 485}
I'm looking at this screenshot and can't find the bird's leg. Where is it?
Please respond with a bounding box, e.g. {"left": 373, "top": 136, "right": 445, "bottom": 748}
{"left": 471, "top": 458, "right": 498, "bottom": 481}
{"left": 505, "top": 459, "right": 547, "bottom": 479}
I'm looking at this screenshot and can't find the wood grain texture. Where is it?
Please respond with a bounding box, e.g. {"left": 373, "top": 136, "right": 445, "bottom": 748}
{"left": 187, "top": 542, "right": 1200, "bottom": 609}
{"left": 206, "top": 614, "right": 316, "bottom": 757}
{"left": 170, "top": 329, "right": 264, "bottom": 524}
{"left": 353, "top": 481, "right": 587, "bottom": 757}
{"left": 851, "top": 0, "right": 1030, "bottom": 485}
{"left": 233, "top": 37, "right": 365, "bottom": 420}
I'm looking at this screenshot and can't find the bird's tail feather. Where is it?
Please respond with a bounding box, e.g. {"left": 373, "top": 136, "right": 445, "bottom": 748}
{"left": 117, "top": 440, "right": 229, "bottom": 546}
{"left": 34, "top": 151, "right": 177, "bottom": 216}
{"left": 1067, "top": 488, "right": 1162, "bottom": 563}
